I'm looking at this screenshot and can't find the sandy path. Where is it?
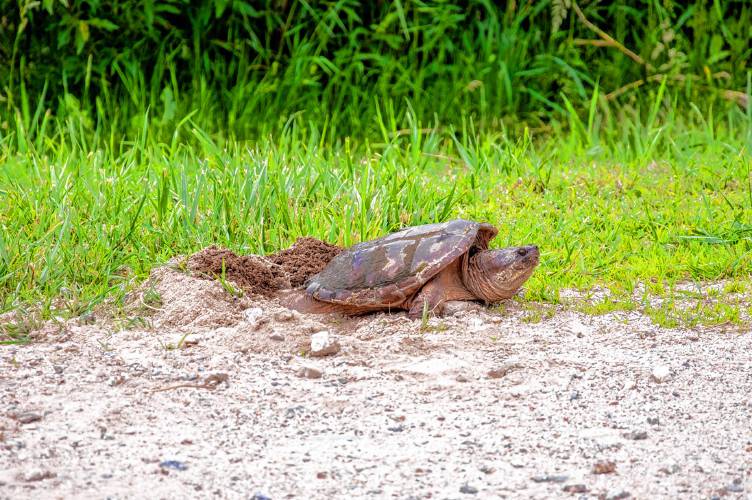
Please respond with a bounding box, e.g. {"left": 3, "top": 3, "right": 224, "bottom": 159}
{"left": 1, "top": 267, "right": 751, "bottom": 499}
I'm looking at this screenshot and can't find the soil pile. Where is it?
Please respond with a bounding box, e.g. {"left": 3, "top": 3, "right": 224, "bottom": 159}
{"left": 268, "top": 237, "right": 342, "bottom": 287}
{"left": 188, "top": 237, "right": 342, "bottom": 295}
{"left": 188, "top": 246, "right": 290, "bottom": 295}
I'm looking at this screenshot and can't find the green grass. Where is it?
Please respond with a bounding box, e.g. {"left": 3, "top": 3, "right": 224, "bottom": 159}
{"left": 1, "top": 89, "right": 751, "bottom": 331}
{"left": 2, "top": 1, "right": 752, "bottom": 340}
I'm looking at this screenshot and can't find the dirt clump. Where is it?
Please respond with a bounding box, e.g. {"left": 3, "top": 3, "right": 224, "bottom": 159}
{"left": 188, "top": 246, "right": 289, "bottom": 295}
{"left": 188, "top": 238, "right": 342, "bottom": 295}
{"left": 268, "top": 237, "right": 342, "bottom": 287}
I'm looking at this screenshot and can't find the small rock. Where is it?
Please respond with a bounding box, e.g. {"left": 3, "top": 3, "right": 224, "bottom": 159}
{"left": 243, "top": 307, "right": 264, "bottom": 324}
{"left": 310, "top": 331, "right": 341, "bottom": 357}
{"left": 622, "top": 430, "right": 648, "bottom": 440}
{"left": 274, "top": 310, "right": 296, "bottom": 322}
{"left": 487, "top": 362, "right": 522, "bottom": 379}
{"left": 532, "top": 475, "right": 568, "bottom": 483}
{"left": 479, "top": 465, "right": 495, "bottom": 474}
{"left": 455, "top": 375, "right": 469, "bottom": 383}
{"left": 647, "top": 416, "right": 660, "bottom": 425}
{"left": 15, "top": 412, "right": 42, "bottom": 424}
{"left": 651, "top": 365, "right": 671, "bottom": 383}
{"left": 269, "top": 332, "right": 285, "bottom": 341}
{"left": 285, "top": 405, "right": 305, "bottom": 419}
{"left": 251, "top": 494, "right": 271, "bottom": 500}
{"left": 569, "top": 391, "right": 580, "bottom": 401}
{"left": 297, "top": 366, "right": 322, "bottom": 379}
{"left": 658, "top": 464, "right": 681, "bottom": 475}
{"left": 607, "top": 491, "right": 631, "bottom": 500}
{"left": 468, "top": 317, "right": 487, "bottom": 332}
{"left": 725, "top": 483, "right": 744, "bottom": 493}
{"left": 316, "top": 471, "right": 327, "bottom": 479}
{"left": 687, "top": 333, "right": 700, "bottom": 341}
{"left": 21, "top": 470, "right": 56, "bottom": 482}
{"left": 159, "top": 460, "right": 188, "bottom": 471}
{"left": 592, "top": 460, "right": 616, "bottom": 474}
{"left": 460, "top": 484, "right": 478, "bottom": 494}
{"left": 444, "top": 301, "right": 482, "bottom": 316}
{"left": 109, "top": 375, "right": 126, "bottom": 387}
{"left": 562, "top": 484, "right": 589, "bottom": 493}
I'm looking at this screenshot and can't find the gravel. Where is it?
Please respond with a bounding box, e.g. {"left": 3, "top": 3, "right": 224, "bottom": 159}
{"left": 1, "top": 268, "right": 751, "bottom": 499}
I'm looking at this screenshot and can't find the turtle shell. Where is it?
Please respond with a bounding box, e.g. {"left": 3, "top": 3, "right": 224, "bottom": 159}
{"left": 305, "top": 219, "right": 498, "bottom": 307}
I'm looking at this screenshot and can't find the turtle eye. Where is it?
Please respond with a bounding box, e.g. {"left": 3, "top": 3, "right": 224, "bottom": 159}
{"left": 517, "top": 248, "right": 528, "bottom": 256}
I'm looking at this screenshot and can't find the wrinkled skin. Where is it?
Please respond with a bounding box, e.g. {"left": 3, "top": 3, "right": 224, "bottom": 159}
{"left": 465, "top": 245, "right": 540, "bottom": 303}
{"left": 281, "top": 220, "right": 539, "bottom": 318}
{"left": 405, "top": 245, "right": 539, "bottom": 317}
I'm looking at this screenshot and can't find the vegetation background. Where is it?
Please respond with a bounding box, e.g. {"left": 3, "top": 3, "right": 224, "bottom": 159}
{"left": 2, "top": 0, "right": 750, "bottom": 137}
{"left": 1, "top": 0, "right": 751, "bottom": 334}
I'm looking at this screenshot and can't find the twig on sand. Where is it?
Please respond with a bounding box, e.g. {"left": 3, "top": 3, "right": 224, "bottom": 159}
{"left": 150, "top": 373, "right": 229, "bottom": 393}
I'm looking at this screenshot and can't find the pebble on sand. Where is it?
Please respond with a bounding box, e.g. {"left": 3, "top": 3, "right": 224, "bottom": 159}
{"left": 297, "top": 366, "right": 323, "bottom": 379}
{"left": 15, "top": 412, "right": 42, "bottom": 424}
{"left": 269, "top": 331, "right": 285, "bottom": 341}
{"left": 651, "top": 365, "right": 671, "bottom": 383}
{"left": 487, "top": 362, "right": 522, "bottom": 379}
{"left": 310, "top": 330, "right": 341, "bottom": 357}
{"left": 592, "top": 460, "right": 617, "bottom": 474}
{"left": 20, "top": 470, "right": 56, "bottom": 482}
{"left": 532, "top": 474, "right": 569, "bottom": 483}
{"left": 159, "top": 460, "right": 188, "bottom": 471}
{"left": 563, "top": 484, "right": 589, "bottom": 493}
{"left": 243, "top": 307, "right": 264, "bottom": 323}
{"left": 274, "top": 310, "right": 296, "bottom": 322}
{"left": 623, "top": 430, "right": 648, "bottom": 440}
{"left": 459, "top": 484, "right": 478, "bottom": 494}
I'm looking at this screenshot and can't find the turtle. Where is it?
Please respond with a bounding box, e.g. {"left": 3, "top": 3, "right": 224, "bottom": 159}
{"left": 281, "top": 219, "right": 539, "bottom": 318}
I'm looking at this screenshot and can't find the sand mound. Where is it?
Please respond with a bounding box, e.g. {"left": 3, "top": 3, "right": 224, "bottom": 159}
{"left": 188, "top": 238, "right": 342, "bottom": 295}
{"left": 132, "top": 264, "right": 254, "bottom": 330}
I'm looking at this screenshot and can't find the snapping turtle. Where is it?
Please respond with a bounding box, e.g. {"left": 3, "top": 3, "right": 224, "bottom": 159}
{"left": 283, "top": 219, "right": 539, "bottom": 317}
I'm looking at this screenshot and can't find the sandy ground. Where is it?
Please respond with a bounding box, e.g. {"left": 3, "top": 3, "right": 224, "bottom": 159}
{"left": 1, "top": 265, "right": 751, "bottom": 499}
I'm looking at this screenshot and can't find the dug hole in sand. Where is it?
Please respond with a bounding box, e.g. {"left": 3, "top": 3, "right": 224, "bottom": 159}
{"left": 1, "top": 238, "right": 751, "bottom": 499}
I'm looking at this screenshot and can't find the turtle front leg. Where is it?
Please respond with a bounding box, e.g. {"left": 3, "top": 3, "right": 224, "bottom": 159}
{"left": 407, "top": 279, "right": 447, "bottom": 319}
{"left": 407, "top": 263, "right": 478, "bottom": 319}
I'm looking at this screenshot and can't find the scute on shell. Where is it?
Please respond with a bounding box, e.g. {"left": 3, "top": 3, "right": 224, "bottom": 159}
{"left": 305, "top": 219, "right": 498, "bottom": 307}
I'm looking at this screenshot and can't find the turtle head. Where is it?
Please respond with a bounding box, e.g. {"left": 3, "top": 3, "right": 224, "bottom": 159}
{"left": 465, "top": 245, "right": 539, "bottom": 303}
